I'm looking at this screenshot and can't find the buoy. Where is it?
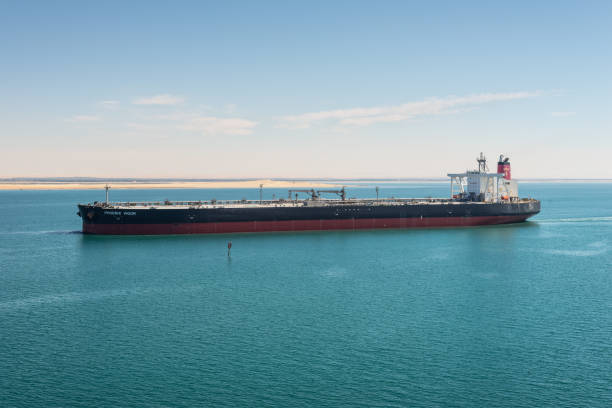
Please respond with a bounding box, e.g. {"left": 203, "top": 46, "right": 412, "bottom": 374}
{"left": 227, "top": 241, "right": 232, "bottom": 257}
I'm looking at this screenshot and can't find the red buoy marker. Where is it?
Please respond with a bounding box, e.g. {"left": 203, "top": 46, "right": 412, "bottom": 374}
{"left": 227, "top": 241, "right": 232, "bottom": 257}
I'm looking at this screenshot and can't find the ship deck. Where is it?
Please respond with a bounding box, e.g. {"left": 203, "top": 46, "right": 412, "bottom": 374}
{"left": 82, "top": 197, "right": 537, "bottom": 210}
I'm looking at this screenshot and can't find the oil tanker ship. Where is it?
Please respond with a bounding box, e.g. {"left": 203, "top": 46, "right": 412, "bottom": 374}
{"left": 77, "top": 154, "right": 540, "bottom": 235}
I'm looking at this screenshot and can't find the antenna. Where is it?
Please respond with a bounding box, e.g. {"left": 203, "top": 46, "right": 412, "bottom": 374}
{"left": 104, "top": 184, "right": 111, "bottom": 204}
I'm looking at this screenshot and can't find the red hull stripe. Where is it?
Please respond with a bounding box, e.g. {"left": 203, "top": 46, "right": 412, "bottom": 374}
{"left": 83, "top": 215, "right": 531, "bottom": 235}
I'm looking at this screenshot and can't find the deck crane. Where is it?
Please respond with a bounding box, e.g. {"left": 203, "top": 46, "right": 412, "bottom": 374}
{"left": 316, "top": 187, "right": 346, "bottom": 201}
{"left": 288, "top": 189, "right": 318, "bottom": 200}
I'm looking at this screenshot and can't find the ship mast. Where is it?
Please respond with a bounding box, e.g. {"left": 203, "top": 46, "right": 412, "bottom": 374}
{"left": 476, "top": 152, "right": 488, "bottom": 173}
{"left": 104, "top": 184, "right": 111, "bottom": 204}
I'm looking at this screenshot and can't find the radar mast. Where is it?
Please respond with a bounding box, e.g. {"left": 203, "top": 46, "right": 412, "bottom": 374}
{"left": 476, "top": 152, "right": 488, "bottom": 173}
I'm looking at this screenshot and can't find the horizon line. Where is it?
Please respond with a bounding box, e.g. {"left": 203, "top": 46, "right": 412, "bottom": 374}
{"left": 2, "top": 177, "right": 612, "bottom": 182}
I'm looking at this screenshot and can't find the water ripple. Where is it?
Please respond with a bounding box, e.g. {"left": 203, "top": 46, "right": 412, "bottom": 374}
{"left": 0, "top": 285, "right": 202, "bottom": 312}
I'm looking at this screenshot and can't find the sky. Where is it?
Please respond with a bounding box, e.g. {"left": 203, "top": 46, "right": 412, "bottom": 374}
{"left": 1, "top": 0, "right": 611, "bottom": 179}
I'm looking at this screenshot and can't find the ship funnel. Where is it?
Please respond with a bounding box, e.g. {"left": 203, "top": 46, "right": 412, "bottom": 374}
{"left": 497, "top": 155, "right": 511, "bottom": 180}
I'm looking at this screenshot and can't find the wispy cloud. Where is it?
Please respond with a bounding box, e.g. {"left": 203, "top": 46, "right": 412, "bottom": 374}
{"left": 551, "top": 111, "right": 576, "bottom": 117}
{"left": 133, "top": 94, "right": 184, "bottom": 106}
{"left": 65, "top": 115, "right": 100, "bottom": 122}
{"left": 278, "top": 91, "right": 541, "bottom": 129}
{"left": 126, "top": 123, "right": 158, "bottom": 131}
{"left": 179, "top": 116, "right": 258, "bottom": 136}
{"left": 157, "top": 112, "right": 198, "bottom": 121}
{"left": 224, "top": 103, "right": 237, "bottom": 113}
{"left": 100, "top": 100, "right": 120, "bottom": 109}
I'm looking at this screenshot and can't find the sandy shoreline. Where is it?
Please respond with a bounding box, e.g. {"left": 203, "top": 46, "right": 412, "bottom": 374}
{"left": 0, "top": 179, "right": 342, "bottom": 191}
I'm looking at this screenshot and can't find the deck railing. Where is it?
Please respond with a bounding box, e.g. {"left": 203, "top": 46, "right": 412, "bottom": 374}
{"left": 88, "top": 197, "right": 536, "bottom": 208}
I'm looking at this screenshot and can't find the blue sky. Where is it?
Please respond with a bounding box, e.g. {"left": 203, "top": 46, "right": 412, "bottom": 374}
{"left": 1, "top": 1, "right": 611, "bottom": 178}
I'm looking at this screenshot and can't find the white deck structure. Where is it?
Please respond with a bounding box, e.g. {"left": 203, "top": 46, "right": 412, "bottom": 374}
{"left": 447, "top": 153, "right": 518, "bottom": 202}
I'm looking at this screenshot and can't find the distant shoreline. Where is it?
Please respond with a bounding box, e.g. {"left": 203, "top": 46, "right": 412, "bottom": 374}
{"left": 0, "top": 179, "right": 342, "bottom": 191}
{"left": 0, "top": 178, "right": 610, "bottom": 191}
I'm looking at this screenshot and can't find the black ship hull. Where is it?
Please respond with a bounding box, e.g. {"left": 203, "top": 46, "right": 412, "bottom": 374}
{"left": 78, "top": 200, "right": 540, "bottom": 235}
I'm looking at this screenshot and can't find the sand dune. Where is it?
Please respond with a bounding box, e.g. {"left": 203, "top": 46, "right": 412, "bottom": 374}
{"left": 0, "top": 179, "right": 341, "bottom": 191}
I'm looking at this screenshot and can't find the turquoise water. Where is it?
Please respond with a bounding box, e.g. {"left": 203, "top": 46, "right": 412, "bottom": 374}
{"left": 1, "top": 183, "right": 610, "bottom": 407}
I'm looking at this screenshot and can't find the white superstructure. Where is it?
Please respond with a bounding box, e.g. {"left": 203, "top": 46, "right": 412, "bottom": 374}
{"left": 448, "top": 153, "right": 518, "bottom": 202}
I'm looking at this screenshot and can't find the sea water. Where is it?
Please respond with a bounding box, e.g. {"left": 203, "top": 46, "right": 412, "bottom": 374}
{"left": 0, "top": 183, "right": 610, "bottom": 407}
